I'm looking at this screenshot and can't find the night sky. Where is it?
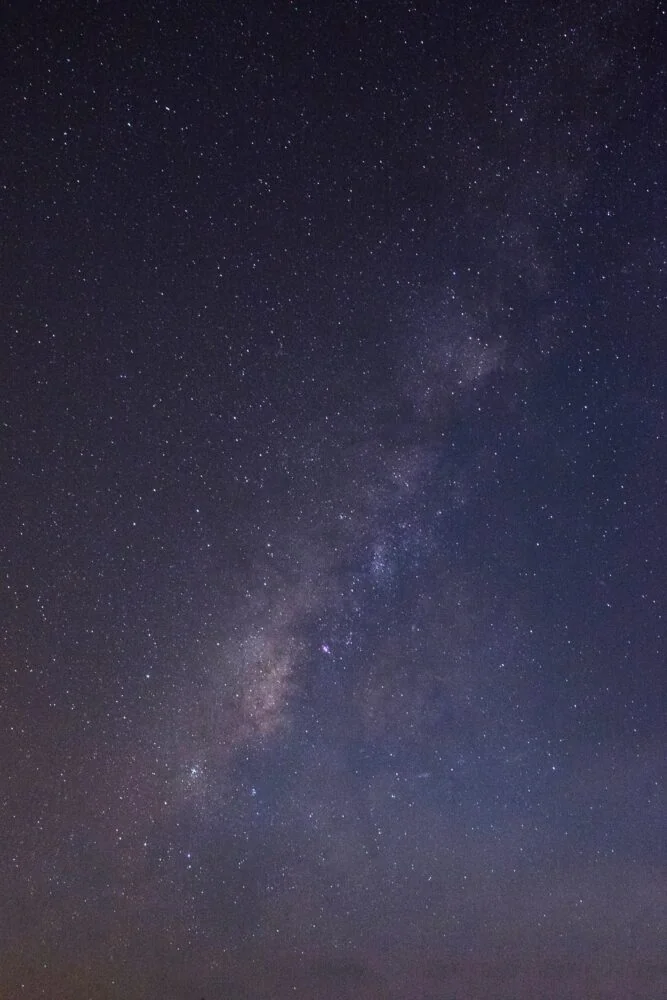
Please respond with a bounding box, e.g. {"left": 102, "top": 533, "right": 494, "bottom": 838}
{"left": 2, "top": 1, "right": 666, "bottom": 998}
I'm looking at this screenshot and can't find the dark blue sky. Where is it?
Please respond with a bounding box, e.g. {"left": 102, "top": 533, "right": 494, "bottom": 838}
{"left": 2, "top": 1, "right": 665, "bottom": 997}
